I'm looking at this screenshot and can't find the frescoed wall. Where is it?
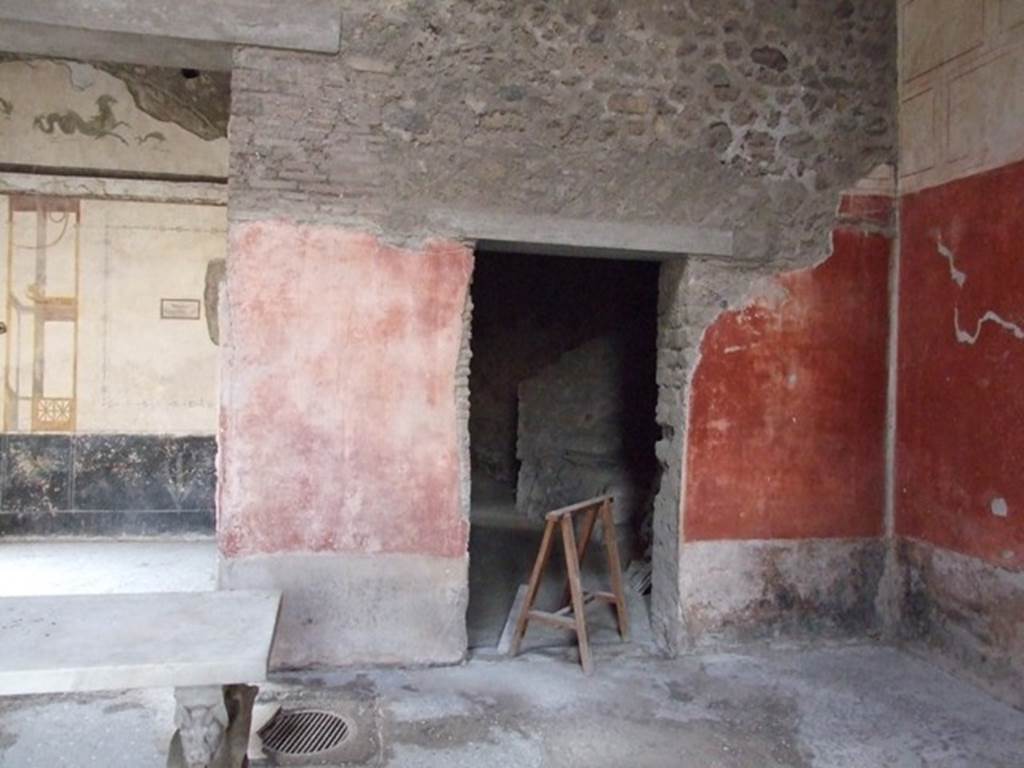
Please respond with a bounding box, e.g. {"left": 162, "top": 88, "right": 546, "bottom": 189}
{"left": 0, "top": 58, "right": 227, "bottom": 178}
{"left": 681, "top": 186, "right": 894, "bottom": 644}
{"left": 0, "top": 57, "right": 228, "bottom": 536}
{"left": 895, "top": 0, "right": 1024, "bottom": 709}
{"left": 218, "top": 222, "right": 473, "bottom": 666}
{"left": 0, "top": 194, "right": 225, "bottom": 536}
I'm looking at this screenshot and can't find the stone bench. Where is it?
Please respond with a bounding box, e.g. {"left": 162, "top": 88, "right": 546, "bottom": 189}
{"left": 0, "top": 590, "right": 281, "bottom": 768}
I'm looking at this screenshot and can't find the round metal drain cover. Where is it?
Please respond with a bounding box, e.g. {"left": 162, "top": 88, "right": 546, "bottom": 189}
{"left": 259, "top": 708, "right": 352, "bottom": 764}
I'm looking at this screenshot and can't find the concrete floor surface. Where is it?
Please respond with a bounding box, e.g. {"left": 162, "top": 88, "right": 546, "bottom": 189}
{"left": 0, "top": 540, "right": 217, "bottom": 596}
{"left": 2, "top": 644, "right": 1022, "bottom": 767}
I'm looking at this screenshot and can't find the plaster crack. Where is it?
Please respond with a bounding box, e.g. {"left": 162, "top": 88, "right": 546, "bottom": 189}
{"left": 954, "top": 308, "right": 1024, "bottom": 345}
{"left": 936, "top": 238, "right": 1023, "bottom": 345}
{"left": 936, "top": 239, "right": 966, "bottom": 287}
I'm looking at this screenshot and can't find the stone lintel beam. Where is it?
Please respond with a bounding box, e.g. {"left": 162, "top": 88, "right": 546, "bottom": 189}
{"left": 0, "top": 19, "right": 234, "bottom": 71}
{"left": 0, "top": 0, "right": 342, "bottom": 69}
{"left": 427, "top": 209, "right": 735, "bottom": 262}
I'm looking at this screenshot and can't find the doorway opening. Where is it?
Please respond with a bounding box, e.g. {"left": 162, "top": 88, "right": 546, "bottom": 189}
{"left": 466, "top": 248, "right": 661, "bottom": 650}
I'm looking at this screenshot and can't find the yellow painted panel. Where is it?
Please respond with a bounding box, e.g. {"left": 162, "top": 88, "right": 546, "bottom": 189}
{"left": 75, "top": 199, "right": 224, "bottom": 434}
{"left": 902, "top": 0, "right": 984, "bottom": 81}
{"left": 0, "top": 194, "right": 224, "bottom": 435}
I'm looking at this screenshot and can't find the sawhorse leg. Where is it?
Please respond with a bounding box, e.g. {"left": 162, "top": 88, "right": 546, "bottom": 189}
{"left": 561, "top": 514, "right": 593, "bottom": 675}
{"left": 509, "top": 496, "right": 625, "bottom": 675}
{"left": 560, "top": 505, "right": 599, "bottom": 608}
{"left": 600, "top": 500, "right": 629, "bottom": 641}
{"left": 509, "top": 518, "right": 557, "bottom": 657}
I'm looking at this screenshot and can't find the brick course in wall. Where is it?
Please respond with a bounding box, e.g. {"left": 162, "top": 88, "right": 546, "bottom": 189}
{"left": 229, "top": 1, "right": 895, "bottom": 262}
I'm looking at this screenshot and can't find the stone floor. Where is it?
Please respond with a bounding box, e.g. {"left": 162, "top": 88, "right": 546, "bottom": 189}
{"left": 0, "top": 539, "right": 216, "bottom": 597}
{"left": 2, "top": 643, "right": 1023, "bottom": 767}
{"left": 467, "top": 516, "right": 546, "bottom": 648}
{"left": 2, "top": 540, "right": 1023, "bottom": 767}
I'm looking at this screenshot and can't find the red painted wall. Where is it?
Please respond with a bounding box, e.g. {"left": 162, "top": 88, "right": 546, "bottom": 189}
{"left": 685, "top": 214, "right": 891, "bottom": 541}
{"left": 897, "top": 160, "right": 1024, "bottom": 571}
{"left": 218, "top": 221, "right": 472, "bottom": 559}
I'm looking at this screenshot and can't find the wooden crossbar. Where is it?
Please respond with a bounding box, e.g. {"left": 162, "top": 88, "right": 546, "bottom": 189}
{"left": 544, "top": 494, "right": 615, "bottom": 521}
{"left": 526, "top": 610, "right": 577, "bottom": 632}
{"left": 509, "top": 496, "right": 629, "bottom": 675}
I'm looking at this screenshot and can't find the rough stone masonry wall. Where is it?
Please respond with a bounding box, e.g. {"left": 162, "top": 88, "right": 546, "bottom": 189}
{"left": 230, "top": 0, "right": 894, "bottom": 248}
{"left": 225, "top": 0, "right": 896, "bottom": 665}
{"left": 516, "top": 334, "right": 657, "bottom": 532}
{"left": 650, "top": 259, "right": 688, "bottom": 651}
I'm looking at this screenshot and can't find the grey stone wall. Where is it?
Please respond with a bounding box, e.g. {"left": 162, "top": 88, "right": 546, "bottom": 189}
{"left": 516, "top": 334, "right": 657, "bottom": 533}
{"left": 230, "top": 0, "right": 895, "bottom": 268}
{"left": 456, "top": 288, "right": 473, "bottom": 529}
{"left": 650, "top": 260, "right": 687, "bottom": 651}
{"left": 679, "top": 538, "right": 886, "bottom": 643}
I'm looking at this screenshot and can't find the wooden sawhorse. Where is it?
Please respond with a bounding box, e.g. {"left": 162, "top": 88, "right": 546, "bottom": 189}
{"left": 509, "top": 495, "right": 629, "bottom": 675}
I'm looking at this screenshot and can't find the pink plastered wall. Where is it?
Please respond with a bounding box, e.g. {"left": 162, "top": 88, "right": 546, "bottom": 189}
{"left": 218, "top": 221, "right": 472, "bottom": 560}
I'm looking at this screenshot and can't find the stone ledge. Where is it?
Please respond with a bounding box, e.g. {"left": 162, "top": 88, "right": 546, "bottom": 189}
{"left": 898, "top": 537, "right": 1024, "bottom": 711}
{"left": 219, "top": 551, "right": 469, "bottom": 670}
{"left": 679, "top": 538, "right": 886, "bottom": 647}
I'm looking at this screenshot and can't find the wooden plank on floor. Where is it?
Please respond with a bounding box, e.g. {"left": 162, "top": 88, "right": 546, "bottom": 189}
{"left": 497, "top": 584, "right": 528, "bottom": 656}
{"left": 527, "top": 610, "right": 578, "bottom": 633}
